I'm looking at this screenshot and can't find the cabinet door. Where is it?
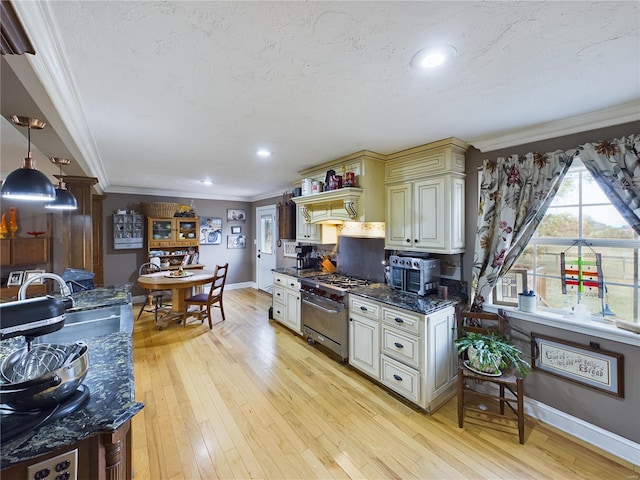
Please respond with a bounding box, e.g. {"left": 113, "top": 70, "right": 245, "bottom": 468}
{"left": 283, "top": 289, "right": 301, "bottom": 334}
{"left": 426, "top": 306, "right": 456, "bottom": 403}
{"left": 176, "top": 219, "right": 198, "bottom": 243}
{"left": 450, "top": 176, "right": 465, "bottom": 252}
{"left": 11, "top": 238, "right": 49, "bottom": 265}
{"left": 414, "top": 177, "right": 445, "bottom": 250}
{"left": 296, "top": 205, "right": 321, "bottom": 243}
{"left": 349, "top": 314, "right": 380, "bottom": 379}
{"left": 385, "top": 183, "right": 412, "bottom": 249}
{"left": 150, "top": 219, "right": 173, "bottom": 243}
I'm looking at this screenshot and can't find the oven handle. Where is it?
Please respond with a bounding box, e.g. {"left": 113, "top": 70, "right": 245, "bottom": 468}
{"left": 302, "top": 298, "right": 341, "bottom": 314}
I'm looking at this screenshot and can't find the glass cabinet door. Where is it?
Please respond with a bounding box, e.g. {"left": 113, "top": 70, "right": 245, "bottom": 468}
{"left": 151, "top": 220, "right": 172, "bottom": 240}
{"left": 177, "top": 220, "right": 197, "bottom": 240}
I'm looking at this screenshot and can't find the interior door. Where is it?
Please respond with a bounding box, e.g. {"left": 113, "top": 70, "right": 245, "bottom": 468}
{"left": 255, "top": 205, "right": 276, "bottom": 293}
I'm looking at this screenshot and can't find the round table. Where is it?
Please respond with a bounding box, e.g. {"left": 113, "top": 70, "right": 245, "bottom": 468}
{"left": 137, "top": 270, "right": 216, "bottom": 328}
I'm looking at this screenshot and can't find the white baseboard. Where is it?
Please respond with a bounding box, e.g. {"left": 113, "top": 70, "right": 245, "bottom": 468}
{"left": 525, "top": 397, "right": 640, "bottom": 466}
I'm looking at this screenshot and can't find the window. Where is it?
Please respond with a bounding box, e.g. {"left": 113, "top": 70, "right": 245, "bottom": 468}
{"left": 497, "top": 159, "right": 639, "bottom": 322}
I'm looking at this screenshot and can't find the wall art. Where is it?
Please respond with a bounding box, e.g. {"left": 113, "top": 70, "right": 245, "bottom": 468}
{"left": 199, "top": 217, "right": 222, "bottom": 245}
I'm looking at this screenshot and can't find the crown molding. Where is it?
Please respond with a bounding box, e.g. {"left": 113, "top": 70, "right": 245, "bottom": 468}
{"left": 469, "top": 101, "right": 640, "bottom": 153}
{"left": 11, "top": 1, "right": 109, "bottom": 188}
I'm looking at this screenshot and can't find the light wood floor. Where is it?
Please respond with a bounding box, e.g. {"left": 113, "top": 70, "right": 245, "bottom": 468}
{"left": 131, "top": 288, "right": 637, "bottom": 479}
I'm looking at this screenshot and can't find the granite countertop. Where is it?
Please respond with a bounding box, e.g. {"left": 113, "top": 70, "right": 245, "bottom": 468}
{"left": 67, "top": 285, "right": 130, "bottom": 312}
{"left": 0, "top": 331, "right": 144, "bottom": 469}
{"left": 272, "top": 268, "right": 460, "bottom": 315}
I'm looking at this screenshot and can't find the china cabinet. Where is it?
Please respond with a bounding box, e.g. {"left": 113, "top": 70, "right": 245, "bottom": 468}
{"left": 146, "top": 217, "right": 200, "bottom": 269}
{"left": 113, "top": 213, "right": 144, "bottom": 249}
{"left": 272, "top": 272, "right": 301, "bottom": 334}
{"left": 385, "top": 138, "right": 468, "bottom": 254}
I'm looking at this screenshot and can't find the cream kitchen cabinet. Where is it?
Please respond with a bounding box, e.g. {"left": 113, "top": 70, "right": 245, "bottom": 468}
{"left": 296, "top": 205, "right": 322, "bottom": 243}
{"left": 348, "top": 293, "right": 457, "bottom": 412}
{"left": 386, "top": 175, "right": 465, "bottom": 253}
{"left": 272, "top": 272, "right": 301, "bottom": 334}
{"left": 348, "top": 295, "right": 381, "bottom": 379}
{"left": 385, "top": 137, "right": 468, "bottom": 254}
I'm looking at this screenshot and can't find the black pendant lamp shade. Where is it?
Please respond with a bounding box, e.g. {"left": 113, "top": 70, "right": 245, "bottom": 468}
{"left": 45, "top": 158, "right": 78, "bottom": 210}
{"left": 1, "top": 116, "right": 56, "bottom": 201}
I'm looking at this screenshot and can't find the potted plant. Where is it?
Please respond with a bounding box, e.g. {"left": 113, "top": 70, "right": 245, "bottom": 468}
{"left": 454, "top": 331, "right": 530, "bottom": 376}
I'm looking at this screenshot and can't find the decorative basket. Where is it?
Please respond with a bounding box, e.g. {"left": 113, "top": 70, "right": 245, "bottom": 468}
{"left": 141, "top": 202, "right": 179, "bottom": 218}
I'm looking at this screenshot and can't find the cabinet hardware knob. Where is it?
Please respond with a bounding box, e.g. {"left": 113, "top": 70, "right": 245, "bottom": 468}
{"left": 406, "top": 239, "right": 411, "bottom": 243}
{"left": 414, "top": 239, "right": 418, "bottom": 243}
{"left": 395, "top": 317, "right": 404, "bottom": 323}
{"left": 394, "top": 342, "right": 404, "bottom": 349}
{"left": 393, "top": 374, "right": 402, "bottom": 381}
{"left": 360, "top": 306, "right": 367, "bottom": 311}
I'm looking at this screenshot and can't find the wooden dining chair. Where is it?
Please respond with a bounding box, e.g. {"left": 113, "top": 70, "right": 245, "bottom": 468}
{"left": 136, "top": 262, "right": 171, "bottom": 322}
{"left": 456, "top": 307, "right": 527, "bottom": 444}
{"left": 183, "top": 263, "right": 229, "bottom": 328}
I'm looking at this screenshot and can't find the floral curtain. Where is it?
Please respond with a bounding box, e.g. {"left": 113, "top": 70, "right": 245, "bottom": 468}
{"left": 469, "top": 150, "right": 573, "bottom": 310}
{"left": 574, "top": 134, "right": 640, "bottom": 235}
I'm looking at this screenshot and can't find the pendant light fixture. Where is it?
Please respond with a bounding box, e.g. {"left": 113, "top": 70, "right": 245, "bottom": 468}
{"left": 45, "top": 158, "right": 78, "bottom": 210}
{"left": 1, "top": 116, "right": 56, "bottom": 201}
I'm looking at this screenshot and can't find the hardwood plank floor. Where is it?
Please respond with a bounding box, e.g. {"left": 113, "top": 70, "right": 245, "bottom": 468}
{"left": 132, "top": 288, "right": 637, "bottom": 479}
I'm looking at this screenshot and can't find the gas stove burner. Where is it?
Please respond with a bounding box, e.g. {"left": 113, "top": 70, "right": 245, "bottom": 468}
{"left": 0, "top": 384, "right": 90, "bottom": 445}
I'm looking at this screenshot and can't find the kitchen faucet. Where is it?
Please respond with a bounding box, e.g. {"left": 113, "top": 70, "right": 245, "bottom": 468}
{"left": 18, "top": 273, "right": 74, "bottom": 306}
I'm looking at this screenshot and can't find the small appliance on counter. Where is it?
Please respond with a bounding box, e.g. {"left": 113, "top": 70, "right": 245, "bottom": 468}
{"left": 389, "top": 255, "right": 440, "bottom": 296}
{"left": 295, "top": 245, "right": 316, "bottom": 270}
{"left": 0, "top": 297, "right": 90, "bottom": 445}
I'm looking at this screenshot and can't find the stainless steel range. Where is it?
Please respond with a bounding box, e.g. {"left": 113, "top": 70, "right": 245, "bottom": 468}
{"left": 300, "top": 274, "right": 375, "bottom": 362}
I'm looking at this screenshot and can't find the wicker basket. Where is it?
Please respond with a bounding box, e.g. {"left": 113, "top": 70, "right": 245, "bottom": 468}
{"left": 141, "top": 202, "right": 179, "bottom": 218}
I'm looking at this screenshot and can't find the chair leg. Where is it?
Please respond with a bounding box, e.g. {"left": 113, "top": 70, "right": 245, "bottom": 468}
{"left": 517, "top": 378, "right": 525, "bottom": 444}
{"left": 207, "top": 305, "right": 212, "bottom": 329}
{"left": 219, "top": 298, "right": 225, "bottom": 321}
{"left": 500, "top": 384, "right": 506, "bottom": 415}
{"left": 457, "top": 366, "right": 465, "bottom": 428}
{"left": 136, "top": 303, "right": 145, "bottom": 321}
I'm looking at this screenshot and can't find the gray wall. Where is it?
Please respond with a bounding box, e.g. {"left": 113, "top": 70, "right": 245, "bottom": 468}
{"left": 102, "top": 193, "right": 251, "bottom": 297}
{"left": 462, "top": 120, "right": 640, "bottom": 443}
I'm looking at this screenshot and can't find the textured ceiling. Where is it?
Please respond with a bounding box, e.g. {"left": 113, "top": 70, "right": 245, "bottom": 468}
{"left": 2, "top": 1, "right": 639, "bottom": 201}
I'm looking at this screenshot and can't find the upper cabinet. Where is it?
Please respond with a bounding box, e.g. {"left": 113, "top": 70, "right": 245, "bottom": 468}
{"left": 147, "top": 217, "right": 199, "bottom": 248}
{"left": 113, "top": 213, "right": 144, "bottom": 250}
{"left": 385, "top": 138, "right": 468, "bottom": 254}
{"left": 292, "top": 151, "right": 386, "bottom": 224}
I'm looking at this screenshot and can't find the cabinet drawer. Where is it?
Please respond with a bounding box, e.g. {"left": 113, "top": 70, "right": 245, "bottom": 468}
{"left": 273, "top": 286, "right": 286, "bottom": 303}
{"left": 382, "top": 306, "right": 422, "bottom": 335}
{"left": 273, "top": 273, "right": 299, "bottom": 291}
{"left": 381, "top": 355, "right": 420, "bottom": 403}
{"left": 381, "top": 326, "right": 420, "bottom": 368}
{"left": 272, "top": 300, "right": 285, "bottom": 323}
{"left": 350, "top": 296, "right": 380, "bottom": 320}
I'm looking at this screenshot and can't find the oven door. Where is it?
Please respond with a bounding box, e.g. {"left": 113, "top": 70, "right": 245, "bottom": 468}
{"left": 404, "top": 268, "right": 422, "bottom": 295}
{"left": 301, "top": 292, "right": 348, "bottom": 360}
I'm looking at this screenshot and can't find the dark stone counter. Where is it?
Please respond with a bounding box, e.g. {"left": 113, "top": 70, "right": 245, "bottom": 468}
{"left": 272, "top": 268, "right": 460, "bottom": 315}
{"left": 67, "top": 285, "right": 130, "bottom": 312}
{"left": 0, "top": 331, "right": 143, "bottom": 469}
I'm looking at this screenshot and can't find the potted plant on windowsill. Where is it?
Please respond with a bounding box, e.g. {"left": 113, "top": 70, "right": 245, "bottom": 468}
{"left": 454, "top": 331, "right": 530, "bottom": 376}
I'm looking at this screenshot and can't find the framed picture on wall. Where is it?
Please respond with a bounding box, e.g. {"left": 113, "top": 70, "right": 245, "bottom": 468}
{"left": 7, "top": 271, "right": 24, "bottom": 286}
{"left": 199, "top": 217, "right": 222, "bottom": 245}
{"left": 231, "top": 226, "right": 241, "bottom": 234}
{"left": 227, "top": 209, "right": 246, "bottom": 222}
{"left": 227, "top": 234, "right": 246, "bottom": 249}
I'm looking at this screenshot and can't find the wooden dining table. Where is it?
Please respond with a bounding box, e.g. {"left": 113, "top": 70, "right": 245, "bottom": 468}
{"left": 137, "top": 270, "right": 217, "bottom": 329}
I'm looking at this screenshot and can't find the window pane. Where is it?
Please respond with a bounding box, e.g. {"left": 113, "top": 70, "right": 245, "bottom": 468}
{"left": 582, "top": 205, "right": 635, "bottom": 239}
{"left": 260, "top": 215, "right": 273, "bottom": 255}
{"left": 537, "top": 209, "right": 579, "bottom": 237}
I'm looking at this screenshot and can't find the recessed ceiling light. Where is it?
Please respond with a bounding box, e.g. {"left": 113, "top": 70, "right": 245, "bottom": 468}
{"left": 410, "top": 45, "right": 457, "bottom": 69}
{"left": 201, "top": 178, "right": 213, "bottom": 185}
{"left": 256, "top": 149, "right": 272, "bottom": 158}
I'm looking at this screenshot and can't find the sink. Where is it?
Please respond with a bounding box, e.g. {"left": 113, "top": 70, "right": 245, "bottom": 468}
{"left": 34, "top": 303, "right": 133, "bottom": 344}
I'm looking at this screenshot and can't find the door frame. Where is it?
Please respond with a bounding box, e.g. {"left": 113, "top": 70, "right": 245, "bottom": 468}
{"left": 255, "top": 204, "right": 277, "bottom": 293}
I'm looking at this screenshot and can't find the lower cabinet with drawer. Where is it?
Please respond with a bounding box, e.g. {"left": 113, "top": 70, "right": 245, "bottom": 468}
{"left": 349, "top": 293, "right": 457, "bottom": 413}
{"left": 272, "top": 272, "right": 302, "bottom": 334}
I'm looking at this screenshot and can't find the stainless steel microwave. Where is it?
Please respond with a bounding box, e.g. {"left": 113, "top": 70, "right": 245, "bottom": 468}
{"left": 389, "top": 255, "right": 440, "bottom": 296}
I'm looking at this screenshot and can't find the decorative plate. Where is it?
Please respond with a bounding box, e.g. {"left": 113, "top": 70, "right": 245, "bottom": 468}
{"left": 463, "top": 360, "right": 502, "bottom": 377}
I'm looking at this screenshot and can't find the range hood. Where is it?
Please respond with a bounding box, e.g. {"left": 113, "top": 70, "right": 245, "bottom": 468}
{"left": 292, "top": 188, "right": 364, "bottom": 223}
{"left": 292, "top": 150, "right": 386, "bottom": 225}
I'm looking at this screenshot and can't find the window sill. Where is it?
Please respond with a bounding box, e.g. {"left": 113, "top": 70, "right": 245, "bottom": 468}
{"left": 484, "top": 304, "right": 640, "bottom": 347}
